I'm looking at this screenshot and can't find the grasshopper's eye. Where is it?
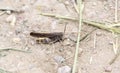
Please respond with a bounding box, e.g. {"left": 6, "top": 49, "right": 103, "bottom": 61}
{"left": 41, "top": 38, "right": 51, "bottom": 44}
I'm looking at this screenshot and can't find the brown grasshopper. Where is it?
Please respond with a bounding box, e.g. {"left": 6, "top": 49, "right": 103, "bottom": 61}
{"left": 30, "top": 32, "right": 64, "bottom": 44}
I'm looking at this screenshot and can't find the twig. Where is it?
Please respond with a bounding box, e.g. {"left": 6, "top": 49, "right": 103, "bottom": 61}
{"left": 115, "top": 36, "right": 118, "bottom": 54}
{"left": 0, "top": 11, "right": 5, "bottom": 16}
{"left": 60, "top": 0, "right": 70, "bottom": 12}
{"left": 108, "top": 23, "right": 120, "bottom": 27}
{"left": 0, "top": 48, "right": 30, "bottom": 53}
{"left": 93, "top": 33, "right": 96, "bottom": 49}
{"left": 115, "top": 0, "right": 118, "bottom": 23}
{"left": 112, "top": 41, "right": 117, "bottom": 54}
{"left": 72, "top": 0, "right": 83, "bottom": 73}
{"left": 0, "top": 68, "right": 12, "bottom": 73}
{"left": 83, "top": 19, "right": 120, "bottom": 34}
{"left": 72, "top": 0, "right": 79, "bottom": 13}
{"left": 109, "top": 35, "right": 119, "bottom": 64}
{"left": 0, "top": 8, "right": 15, "bottom": 12}
{"left": 112, "top": 34, "right": 118, "bottom": 54}
{"left": 89, "top": 56, "right": 93, "bottom": 64}
{"left": 109, "top": 48, "right": 120, "bottom": 65}
{"left": 0, "top": 8, "right": 23, "bottom": 13}
{"left": 63, "top": 24, "right": 67, "bottom": 36}
{"left": 39, "top": 12, "right": 120, "bottom": 34}
{"left": 39, "top": 12, "right": 77, "bottom": 21}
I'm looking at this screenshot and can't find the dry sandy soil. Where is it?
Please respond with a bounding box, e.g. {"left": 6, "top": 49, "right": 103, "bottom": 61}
{"left": 0, "top": 0, "right": 120, "bottom": 73}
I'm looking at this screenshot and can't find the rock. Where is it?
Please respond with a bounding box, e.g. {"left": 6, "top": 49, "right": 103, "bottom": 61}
{"left": 51, "top": 20, "right": 57, "bottom": 30}
{"left": 22, "top": 5, "right": 29, "bottom": 11}
{"left": 96, "top": 32, "right": 102, "bottom": 36}
{"left": 64, "top": 1, "right": 70, "bottom": 5}
{"left": 24, "top": 46, "right": 29, "bottom": 50}
{"left": 104, "top": 65, "right": 112, "bottom": 72}
{"left": 6, "top": 14, "right": 16, "bottom": 26}
{"left": 92, "top": 2, "right": 97, "bottom": 6}
{"left": 57, "top": 66, "right": 71, "bottom": 73}
{"left": 63, "top": 38, "right": 73, "bottom": 46}
{"left": 12, "top": 38, "right": 21, "bottom": 43}
{"left": 59, "top": 48, "right": 64, "bottom": 52}
{"left": 30, "top": 40, "right": 35, "bottom": 45}
{"left": 54, "top": 55, "right": 65, "bottom": 63}
{"left": 29, "top": 64, "right": 36, "bottom": 70}
{"left": 109, "top": 41, "right": 113, "bottom": 45}
{"left": 6, "top": 10, "right": 12, "bottom": 14}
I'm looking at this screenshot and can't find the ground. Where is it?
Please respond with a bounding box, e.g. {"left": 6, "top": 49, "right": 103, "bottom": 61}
{"left": 0, "top": 0, "right": 120, "bottom": 73}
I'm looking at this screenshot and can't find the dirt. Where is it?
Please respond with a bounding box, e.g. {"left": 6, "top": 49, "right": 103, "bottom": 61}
{"left": 0, "top": 0, "right": 120, "bottom": 73}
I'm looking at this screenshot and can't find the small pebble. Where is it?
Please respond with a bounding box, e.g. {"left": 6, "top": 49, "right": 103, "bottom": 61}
{"left": 57, "top": 66, "right": 71, "bottom": 73}
{"left": 29, "top": 64, "right": 36, "bottom": 70}
{"left": 54, "top": 55, "right": 65, "bottom": 63}
{"left": 96, "top": 32, "right": 102, "bottom": 36}
{"left": 12, "top": 38, "right": 21, "bottom": 43}
{"left": 59, "top": 48, "right": 64, "bottom": 52}
{"left": 64, "top": 1, "right": 70, "bottom": 5}
{"left": 46, "top": 50, "right": 52, "bottom": 55}
{"left": 51, "top": 20, "right": 57, "bottom": 30}
{"left": 104, "top": 65, "right": 112, "bottom": 72}
{"left": 6, "top": 14, "right": 16, "bottom": 26}
{"left": 92, "top": 2, "right": 97, "bottom": 6}
{"left": 30, "top": 40, "right": 35, "bottom": 45}
{"left": 24, "top": 47, "right": 29, "bottom": 50}
{"left": 109, "top": 41, "right": 113, "bottom": 45}
{"left": 8, "top": 31, "right": 13, "bottom": 35}
{"left": 0, "top": 53, "right": 6, "bottom": 57}
{"left": 22, "top": 5, "right": 29, "bottom": 11}
{"left": 6, "top": 10, "right": 11, "bottom": 14}
{"left": 63, "top": 39, "right": 72, "bottom": 46}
